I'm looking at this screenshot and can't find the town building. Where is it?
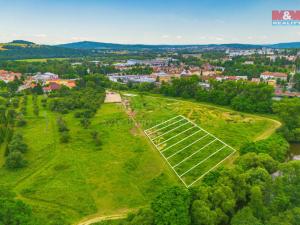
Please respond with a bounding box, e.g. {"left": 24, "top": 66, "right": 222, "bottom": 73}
{"left": 0, "top": 70, "right": 22, "bottom": 83}
{"left": 32, "top": 72, "right": 59, "bottom": 83}
{"left": 260, "top": 71, "right": 288, "bottom": 81}
{"left": 108, "top": 74, "right": 156, "bottom": 83}
{"left": 45, "top": 79, "right": 77, "bottom": 88}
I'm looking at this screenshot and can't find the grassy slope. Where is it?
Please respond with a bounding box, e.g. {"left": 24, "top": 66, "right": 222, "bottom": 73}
{"left": 127, "top": 94, "right": 279, "bottom": 150}
{"left": 0, "top": 96, "right": 177, "bottom": 224}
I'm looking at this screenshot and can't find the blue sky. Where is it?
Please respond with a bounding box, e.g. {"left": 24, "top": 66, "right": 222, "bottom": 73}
{"left": 0, "top": 0, "right": 299, "bottom": 44}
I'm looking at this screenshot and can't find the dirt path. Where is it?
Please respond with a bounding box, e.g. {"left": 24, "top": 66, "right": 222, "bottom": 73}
{"left": 254, "top": 118, "right": 282, "bottom": 141}
{"left": 105, "top": 91, "right": 122, "bottom": 103}
{"left": 76, "top": 213, "right": 128, "bottom": 225}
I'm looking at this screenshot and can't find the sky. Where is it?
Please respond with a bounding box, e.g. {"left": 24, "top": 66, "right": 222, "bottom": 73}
{"left": 0, "top": 0, "right": 300, "bottom": 45}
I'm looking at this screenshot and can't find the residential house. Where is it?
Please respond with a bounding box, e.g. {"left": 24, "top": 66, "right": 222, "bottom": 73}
{"left": 43, "top": 82, "right": 61, "bottom": 92}
{"left": 260, "top": 71, "right": 288, "bottom": 81}
{"left": 45, "top": 79, "right": 77, "bottom": 88}
{"left": 251, "top": 78, "right": 260, "bottom": 83}
{"left": 0, "top": 70, "right": 22, "bottom": 83}
{"left": 32, "top": 72, "right": 59, "bottom": 84}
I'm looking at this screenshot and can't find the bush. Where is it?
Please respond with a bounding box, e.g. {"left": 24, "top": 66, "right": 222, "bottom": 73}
{"left": 91, "top": 131, "right": 102, "bottom": 147}
{"left": 0, "top": 188, "right": 34, "bottom": 224}
{"left": 80, "top": 118, "right": 91, "bottom": 129}
{"left": 8, "top": 133, "right": 28, "bottom": 154}
{"left": 57, "top": 117, "right": 69, "bottom": 132}
{"left": 60, "top": 132, "right": 70, "bottom": 143}
{"left": 33, "top": 105, "right": 39, "bottom": 116}
{"left": 41, "top": 98, "right": 47, "bottom": 108}
{"left": 16, "top": 119, "right": 27, "bottom": 127}
{"left": 5, "top": 151, "right": 27, "bottom": 169}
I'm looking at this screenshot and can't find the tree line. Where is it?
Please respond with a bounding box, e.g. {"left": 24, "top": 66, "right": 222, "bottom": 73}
{"left": 115, "top": 76, "right": 274, "bottom": 114}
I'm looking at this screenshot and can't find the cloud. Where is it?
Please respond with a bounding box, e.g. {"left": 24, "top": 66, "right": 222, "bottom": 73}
{"left": 261, "top": 35, "right": 268, "bottom": 39}
{"left": 71, "top": 36, "right": 87, "bottom": 41}
{"left": 34, "top": 34, "right": 47, "bottom": 38}
{"left": 214, "top": 37, "right": 224, "bottom": 41}
{"left": 231, "top": 37, "right": 239, "bottom": 42}
{"left": 176, "top": 35, "right": 182, "bottom": 39}
{"left": 161, "top": 34, "right": 170, "bottom": 39}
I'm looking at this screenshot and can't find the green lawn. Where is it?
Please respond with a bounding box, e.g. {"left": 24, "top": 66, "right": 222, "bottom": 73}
{"left": 0, "top": 96, "right": 177, "bottom": 224}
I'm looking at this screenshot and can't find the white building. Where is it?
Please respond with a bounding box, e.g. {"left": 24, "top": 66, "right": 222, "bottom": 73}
{"left": 32, "top": 72, "right": 59, "bottom": 83}
{"left": 260, "top": 72, "right": 287, "bottom": 81}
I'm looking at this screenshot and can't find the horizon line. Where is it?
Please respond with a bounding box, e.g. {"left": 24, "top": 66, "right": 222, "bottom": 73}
{"left": 4, "top": 39, "right": 300, "bottom": 46}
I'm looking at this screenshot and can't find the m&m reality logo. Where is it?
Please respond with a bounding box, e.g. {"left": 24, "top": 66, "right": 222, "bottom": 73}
{"left": 272, "top": 10, "right": 300, "bottom": 25}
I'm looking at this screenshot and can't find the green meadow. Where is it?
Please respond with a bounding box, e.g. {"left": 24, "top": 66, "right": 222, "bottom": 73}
{"left": 0, "top": 93, "right": 280, "bottom": 224}
{"left": 0, "top": 96, "right": 177, "bottom": 224}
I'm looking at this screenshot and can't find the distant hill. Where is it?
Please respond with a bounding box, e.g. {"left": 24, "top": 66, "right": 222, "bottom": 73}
{"left": 10, "top": 40, "right": 35, "bottom": 45}
{"left": 267, "top": 42, "right": 300, "bottom": 49}
{"left": 0, "top": 39, "right": 299, "bottom": 61}
{"left": 58, "top": 41, "right": 300, "bottom": 50}
{"left": 57, "top": 41, "right": 196, "bottom": 50}
{"left": 0, "top": 40, "right": 87, "bottom": 60}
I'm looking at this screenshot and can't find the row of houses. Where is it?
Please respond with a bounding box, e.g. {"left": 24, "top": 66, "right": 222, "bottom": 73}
{"left": 114, "top": 58, "right": 173, "bottom": 68}
{"left": 19, "top": 72, "right": 76, "bottom": 92}
{"left": 108, "top": 75, "right": 156, "bottom": 83}
{"left": 0, "top": 70, "right": 22, "bottom": 83}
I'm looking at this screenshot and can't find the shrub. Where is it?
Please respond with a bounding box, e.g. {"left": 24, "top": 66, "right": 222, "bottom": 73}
{"left": 80, "top": 118, "right": 91, "bottom": 129}
{"left": 5, "top": 151, "right": 27, "bottom": 169}
{"left": 16, "top": 119, "right": 27, "bottom": 127}
{"left": 60, "top": 132, "right": 70, "bottom": 143}
{"left": 57, "top": 117, "right": 69, "bottom": 132}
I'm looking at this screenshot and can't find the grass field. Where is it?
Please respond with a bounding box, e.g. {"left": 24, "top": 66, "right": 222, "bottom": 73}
{"left": 124, "top": 93, "right": 280, "bottom": 184}
{"left": 15, "top": 58, "right": 69, "bottom": 62}
{"left": 145, "top": 115, "right": 236, "bottom": 187}
{"left": 0, "top": 96, "right": 177, "bottom": 224}
{"left": 0, "top": 93, "right": 280, "bottom": 224}
{"left": 127, "top": 94, "right": 280, "bottom": 150}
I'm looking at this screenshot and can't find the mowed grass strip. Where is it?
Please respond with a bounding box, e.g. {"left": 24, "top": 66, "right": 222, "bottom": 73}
{"left": 157, "top": 126, "right": 199, "bottom": 150}
{"left": 167, "top": 135, "right": 216, "bottom": 165}
{"left": 181, "top": 146, "right": 234, "bottom": 186}
{"left": 173, "top": 140, "right": 225, "bottom": 175}
{"left": 153, "top": 122, "right": 194, "bottom": 145}
{"left": 162, "top": 130, "right": 207, "bottom": 158}
{"left": 146, "top": 116, "right": 183, "bottom": 135}
{"left": 150, "top": 118, "right": 190, "bottom": 142}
